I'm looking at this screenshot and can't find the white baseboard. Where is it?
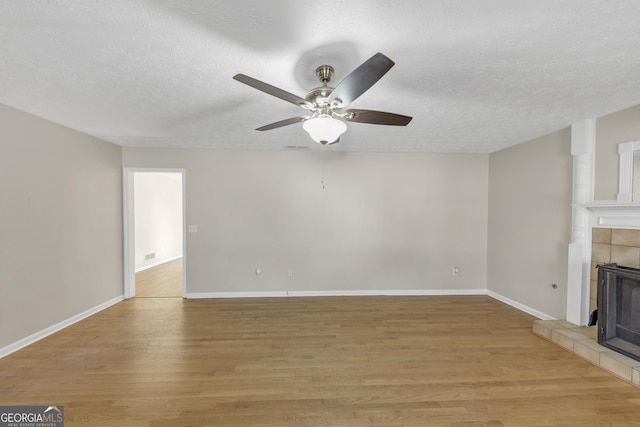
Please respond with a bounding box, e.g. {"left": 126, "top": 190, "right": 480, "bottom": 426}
{"left": 135, "top": 255, "right": 182, "bottom": 273}
{"left": 185, "top": 288, "right": 488, "bottom": 299}
{"left": 288, "top": 289, "right": 488, "bottom": 297}
{"left": 0, "top": 295, "right": 125, "bottom": 359}
{"left": 186, "top": 291, "right": 289, "bottom": 299}
{"left": 486, "top": 290, "right": 556, "bottom": 320}
{"left": 186, "top": 289, "right": 555, "bottom": 320}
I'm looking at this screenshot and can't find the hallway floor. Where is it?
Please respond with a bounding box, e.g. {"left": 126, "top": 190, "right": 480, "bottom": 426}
{"left": 135, "top": 258, "right": 182, "bottom": 298}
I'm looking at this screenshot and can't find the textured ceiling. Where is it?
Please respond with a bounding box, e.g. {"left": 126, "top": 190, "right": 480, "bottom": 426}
{"left": 1, "top": 1, "right": 640, "bottom": 153}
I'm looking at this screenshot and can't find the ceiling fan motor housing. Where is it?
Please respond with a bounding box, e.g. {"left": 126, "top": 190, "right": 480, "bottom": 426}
{"left": 315, "top": 65, "right": 334, "bottom": 84}
{"left": 305, "top": 87, "right": 333, "bottom": 105}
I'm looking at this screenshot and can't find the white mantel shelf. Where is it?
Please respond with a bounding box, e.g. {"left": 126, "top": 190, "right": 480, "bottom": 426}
{"left": 574, "top": 202, "right": 640, "bottom": 229}
{"left": 574, "top": 202, "right": 640, "bottom": 209}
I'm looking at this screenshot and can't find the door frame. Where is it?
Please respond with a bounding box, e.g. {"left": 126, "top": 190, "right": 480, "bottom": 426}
{"left": 123, "top": 167, "right": 187, "bottom": 298}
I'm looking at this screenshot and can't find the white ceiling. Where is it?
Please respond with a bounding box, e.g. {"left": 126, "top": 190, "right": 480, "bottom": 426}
{"left": 1, "top": 1, "right": 640, "bottom": 153}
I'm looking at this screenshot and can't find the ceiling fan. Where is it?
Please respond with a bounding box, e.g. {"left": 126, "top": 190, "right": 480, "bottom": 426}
{"left": 233, "top": 52, "right": 412, "bottom": 145}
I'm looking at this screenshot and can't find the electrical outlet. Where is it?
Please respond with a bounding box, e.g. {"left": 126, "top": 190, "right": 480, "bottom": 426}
{"left": 256, "top": 268, "right": 263, "bottom": 277}
{"left": 288, "top": 270, "right": 294, "bottom": 278}
{"left": 452, "top": 267, "right": 460, "bottom": 276}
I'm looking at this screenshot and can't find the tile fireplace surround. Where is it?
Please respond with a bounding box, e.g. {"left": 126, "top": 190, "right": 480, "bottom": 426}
{"left": 590, "top": 228, "right": 640, "bottom": 313}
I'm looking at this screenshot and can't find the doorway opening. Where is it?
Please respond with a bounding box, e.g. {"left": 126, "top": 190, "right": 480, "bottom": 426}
{"left": 123, "top": 168, "right": 186, "bottom": 298}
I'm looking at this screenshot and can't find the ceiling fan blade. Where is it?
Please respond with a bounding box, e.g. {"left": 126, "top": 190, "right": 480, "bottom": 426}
{"left": 256, "top": 116, "right": 307, "bottom": 131}
{"left": 233, "top": 74, "right": 313, "bottom": 109}
{"left": 343, "top": 109, "right": 412, "bottom": 126}
{"left": 328, "top": 53, "right": 395, "bottom": 107}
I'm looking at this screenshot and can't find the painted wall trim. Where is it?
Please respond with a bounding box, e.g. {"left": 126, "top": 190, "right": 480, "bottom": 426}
{"left": 185, "top": 289, "right": 487, "bottom": 299}
{"left": 487, "top": 290, "right": 556, "bottom": 320}
{"left": 567, "top": 118, "right": 596, "bottom": 326}
{"left": 289, "top": 289, "right": 488, "bottom": 297}
{"left": 187, "top": 291, "right": 290, "bottom": 299}
{"left": 616, "top": 140, "right": 640, "bottom": 203}
{"left": 0, "top": 295, "right": 125, "bottom": 359}
{"left": 187, "top": 289, "right": 554, "bottom": 319}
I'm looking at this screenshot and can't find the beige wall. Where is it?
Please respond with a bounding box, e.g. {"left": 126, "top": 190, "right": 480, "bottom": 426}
{"left": 595, "top": 104, "right": 640, "bottom": 200}
{"left": 123, "top": 148, "right": 489, "bottom": 293}
{"left": 487, "top": 128, "right": 573, "bottom": 319}
{"left": 0, "top": 103, "right": 123, "bottom": 350}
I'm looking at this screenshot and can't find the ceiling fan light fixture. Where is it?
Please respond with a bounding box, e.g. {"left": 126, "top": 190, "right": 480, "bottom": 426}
{"left": 302, "top": 115, "right": 347, "bottom": 145}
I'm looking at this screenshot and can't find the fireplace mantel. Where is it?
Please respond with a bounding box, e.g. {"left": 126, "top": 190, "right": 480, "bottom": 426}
{"left": 567, "top": 121, "right": 640, "bottom": 325}
{"left": 577, "top": 202, "right": 640, "bottom": 229}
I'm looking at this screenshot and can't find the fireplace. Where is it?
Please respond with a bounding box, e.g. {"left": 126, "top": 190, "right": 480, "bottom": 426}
{"left": 597, "top": 263, "right": 640, "bottom": 362}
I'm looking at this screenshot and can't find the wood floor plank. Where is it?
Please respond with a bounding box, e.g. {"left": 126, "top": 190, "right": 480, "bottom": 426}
{"left": 1, "top": 295, "right": 640, "bottom": 426}
{"left": 135, "top": 258, "right": 182, "bottom": 298}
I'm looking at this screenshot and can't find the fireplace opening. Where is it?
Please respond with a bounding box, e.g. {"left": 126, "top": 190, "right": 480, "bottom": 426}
{"left": 597, "top": 263, "right": 640, "bottom": 362}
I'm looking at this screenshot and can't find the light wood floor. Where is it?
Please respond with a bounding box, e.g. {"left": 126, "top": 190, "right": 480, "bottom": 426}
{"left": 2, "top": 296, "right": 640, "bottom": 426}
{"left": 135, "top": 258, "right": 183, "bottom": 298}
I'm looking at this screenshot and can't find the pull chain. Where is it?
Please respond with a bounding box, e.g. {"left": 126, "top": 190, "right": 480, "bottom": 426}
{"left": 321, "top": 144, "right": 325, "bottom": 190}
